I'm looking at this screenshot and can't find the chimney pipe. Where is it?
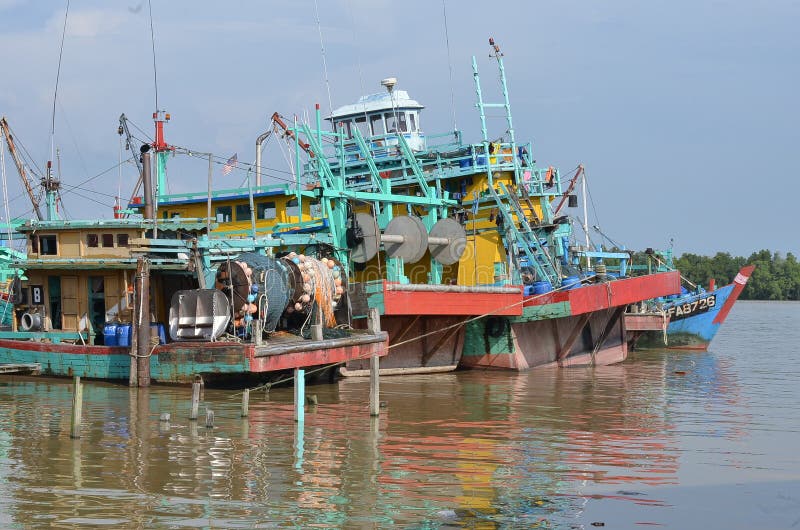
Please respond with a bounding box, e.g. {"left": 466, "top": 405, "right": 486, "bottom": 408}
{"left": 141, "top": 145, "right": 154, "bottom": 220}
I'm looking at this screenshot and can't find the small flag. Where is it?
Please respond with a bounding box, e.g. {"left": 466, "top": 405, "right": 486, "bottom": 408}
{"left": 472, "top": 192, "right": 480, "bottom": 216}
{"left": 222, "top": 153, "right": 238, "bottom": 175}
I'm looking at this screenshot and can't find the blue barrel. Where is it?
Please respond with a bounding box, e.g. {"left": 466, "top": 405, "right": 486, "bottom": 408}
{"left": 561, "top": 275, "right": 581, "bottom": 290}
{"left": 458, "top": 158, "right": 473, "bottom": 168}
{"left": 116, "top": 324, "right": 132, "bottom": 347}
{"left": 103, "top": 323, "right": 118, "bottom": 346}
{"left": 532, "top": 281, "right": 552, "bottom": 294}
{"left": 150, "top": 323, "right": 167, "bottom": 344}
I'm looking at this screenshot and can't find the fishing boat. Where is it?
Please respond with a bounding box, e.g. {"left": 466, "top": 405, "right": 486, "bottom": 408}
{"left": 0, "top": 138, "right": 387, "bottom": 385}
{"left": 626, "top": 264, "right": 754, "bottom": 350}
{"left": 127, "top": 39, "right": 680, "bottom": 373}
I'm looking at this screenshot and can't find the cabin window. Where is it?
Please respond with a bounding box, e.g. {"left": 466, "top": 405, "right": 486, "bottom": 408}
{"left": 235, "top": 204, "right": 251, "bottom": 221}
{"left": 370, "top": 114, "right": 384, "bottom": 136}
{"left": 354, "top": 116, "right": 370, "bottom": 138}
{"left": 397, "top": 112, "right": 408, "bottom": 133}
{"left": 257, "top": 201, "right": 276, "bottom": 220}
{"left": 286, "top": 198, "right": 300, "bottom": 218}
{"left": 384, "top": 113, "right": 398, "bottom": 133}
{"left": 31, "top": 236, "right": 38, "bottom": 253}
{"left": 87, "top": 234, "right": 99, "bottom": 248}
{"left": 101, "top": 234, "right": 114, "bottom": 248}
{"left": 117, "top": 234, "right": 129, "bottom": 247}
{"left": 39, "top": 235, "right": 57, "bottom": 255}
{"left": 409, "top": 112, "right": 418, "bottom": 131}
{"left": 335, "top": 120, "right": 352, "bottom": 139}
{"left": 215, "top": 206, "right": 232, "bottom": 223}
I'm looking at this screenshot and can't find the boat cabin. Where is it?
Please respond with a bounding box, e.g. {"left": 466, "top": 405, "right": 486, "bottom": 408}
{"left": 327, "top": 87, "right": 426, "bottom": 152}
{"left": 15, "top": 219, "right": 204, "bottom": 343}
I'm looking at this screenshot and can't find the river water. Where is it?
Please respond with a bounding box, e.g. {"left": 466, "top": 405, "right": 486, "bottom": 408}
{"left": 1, "top": 301, "right": 798, "bottom": 529}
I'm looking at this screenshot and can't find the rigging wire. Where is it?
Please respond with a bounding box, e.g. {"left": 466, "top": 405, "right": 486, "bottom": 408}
{"left": 441, "top": 0, "right": 458, "bottom": 131}
{"left": 312, "top": 0, "right": 334, "bottom": 115}
{"left": 50, "top": 0, "right": 70, "bottom": 165}
{"left": 148, "top": 0, "right": 159, "bottom": 113}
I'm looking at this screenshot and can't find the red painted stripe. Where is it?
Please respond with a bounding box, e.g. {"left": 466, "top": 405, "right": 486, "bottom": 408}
{"left": 383, "top": 283, "right": 523, "bottom": 316}
{"left": 248, "top": 339, "right": 387, "bottom": 372}
{"left": 524, "top": 272, "right": 681, "bottom": 315}
{"left": 712, "top": 265, "right": 755, "bottom": 324}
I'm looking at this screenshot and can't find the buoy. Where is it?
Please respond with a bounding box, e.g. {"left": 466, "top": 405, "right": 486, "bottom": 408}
{"left": 294, "top": 302, "right": 303, "bottom": 311}
{"left": 303, "top": 283, "right": 312, "bottom": 292}
{"left": 300, "top": 294, "right": 311, "bottom": 303}
{"left": 327, "top": 260, "right": 335, "bottom": 269}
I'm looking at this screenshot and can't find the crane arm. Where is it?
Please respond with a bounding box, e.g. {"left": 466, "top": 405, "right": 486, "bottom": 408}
{"left": 552, "top": 164, "right": 584, "bottom": 217}
{"left": 118, "top": 113, "right": 146, "bottom": 209}
{"left": 0, "top": 117, "right": 44, "bottom": 220}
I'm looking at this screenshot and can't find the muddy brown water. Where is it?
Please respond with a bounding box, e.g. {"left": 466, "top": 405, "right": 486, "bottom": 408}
{"left": 1, "top": 301, "right": 798, "bottom": 528}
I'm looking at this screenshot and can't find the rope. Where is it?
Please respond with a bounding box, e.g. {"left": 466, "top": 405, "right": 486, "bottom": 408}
{"left": 235, "top": 277, "right": 608, "bottom": 396}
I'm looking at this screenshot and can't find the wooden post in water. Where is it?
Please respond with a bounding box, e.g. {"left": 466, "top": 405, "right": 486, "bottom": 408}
{"left": 128, "top": 272, "right": 138, "bottom": 387}
{"left": 241, "top": 388, "right": 250, "bottom": 418}
{"left": 135, "top": 258, "right": 151, "bottom": 387}
{"left": 70, "top": 376, "right": 83, "bottom": 439}
{"left": 189, "top": 381, "right": 201, "bottom": 420}
{"left": 294, "top": 368, "right": 305, "bottom": 423}
{"left": 368, "top": 307, "right": 381, "bottom": 417}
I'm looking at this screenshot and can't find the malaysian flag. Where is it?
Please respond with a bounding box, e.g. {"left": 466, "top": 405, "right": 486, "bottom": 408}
{"left": 222, "top": 153, "right": 238, "bottom": 175}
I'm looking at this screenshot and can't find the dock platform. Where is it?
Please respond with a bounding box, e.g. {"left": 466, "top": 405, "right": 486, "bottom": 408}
{"left": 0, "top": 363, "right": 41, "bottom": 375}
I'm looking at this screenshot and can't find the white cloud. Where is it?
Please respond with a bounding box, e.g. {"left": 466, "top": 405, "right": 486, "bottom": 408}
{"left": 45, "top": 8, "right": 127, "bottom": 38}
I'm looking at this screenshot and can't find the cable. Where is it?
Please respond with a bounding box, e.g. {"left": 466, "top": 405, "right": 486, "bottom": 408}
{"left": 312, "top": 0, "right": 334, "bottom": 115}
{"left": 441, "top": 0, "right": 457, "bottom": 131}
{"left": 50, "top": 0, "right": 70, "bottom": 165}
{"left": 148, "top": 0, "right": 159, "bottom": 113}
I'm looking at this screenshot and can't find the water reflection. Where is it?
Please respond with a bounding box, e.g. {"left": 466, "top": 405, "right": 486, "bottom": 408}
{"left": 0, "top": 344, "right": 751, "bottom": 528}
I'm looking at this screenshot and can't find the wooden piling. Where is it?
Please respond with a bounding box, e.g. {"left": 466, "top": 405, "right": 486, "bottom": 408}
{"left": 368, "top": 307, "right": 381, "bottom": 417}
{"left": 135, "top": 258, "right": 152, "bottom": 387}
{"left": 189, "top": 381, "right": 201, "bottom": 420}
{"left": 70, "top": 376, "right": 83, "bottom": 439}
{"left": 294, "top": 368, "right": 305, "bottom": 423}
{"left": 205, "top": 409, "right": 215, "bottom": 429}
{"left": 241, "top": 388, "right": 250, "bottom": 418}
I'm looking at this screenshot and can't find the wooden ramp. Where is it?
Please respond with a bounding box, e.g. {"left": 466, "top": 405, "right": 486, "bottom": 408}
{"left": 0, "top": 363, "right": 41, "bottom": 375}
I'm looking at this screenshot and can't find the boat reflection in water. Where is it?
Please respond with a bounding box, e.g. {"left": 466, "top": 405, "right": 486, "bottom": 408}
{"left": 0, "top": 347, "right": 743, "bottom": 527}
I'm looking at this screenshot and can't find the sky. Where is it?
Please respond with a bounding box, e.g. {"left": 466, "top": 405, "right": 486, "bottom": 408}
{"left": 0, "top": 0, "right": 797, "bottom": 257}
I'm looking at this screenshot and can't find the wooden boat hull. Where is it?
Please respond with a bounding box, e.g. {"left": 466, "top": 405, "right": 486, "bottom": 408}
{"left": 0, "top": 331, "right": 387, "bottom": 384}
{"left": 628, "top": 265, "right": 754, "bottom": 351}
{"left": 461, "top": 272, "right": 681, "bottom": 370}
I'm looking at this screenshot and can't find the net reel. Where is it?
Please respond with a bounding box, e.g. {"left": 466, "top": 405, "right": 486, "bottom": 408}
{"left": 349, "top": 214, "right": 467, "bottom": 265}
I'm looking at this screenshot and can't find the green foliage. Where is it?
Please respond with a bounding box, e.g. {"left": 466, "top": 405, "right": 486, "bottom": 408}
{"left": 674, "top": 250, "right": 800, "bottom": 301}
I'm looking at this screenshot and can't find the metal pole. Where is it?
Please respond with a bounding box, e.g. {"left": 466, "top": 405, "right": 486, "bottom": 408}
{"left": 294, "top": 368, "right": 305, "bottom": 423}
{"left": 141, "top": 146, "right": 154, "bottom": 220}
{"left": 207, "top": 152, "right": 213, "bottom": 235}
